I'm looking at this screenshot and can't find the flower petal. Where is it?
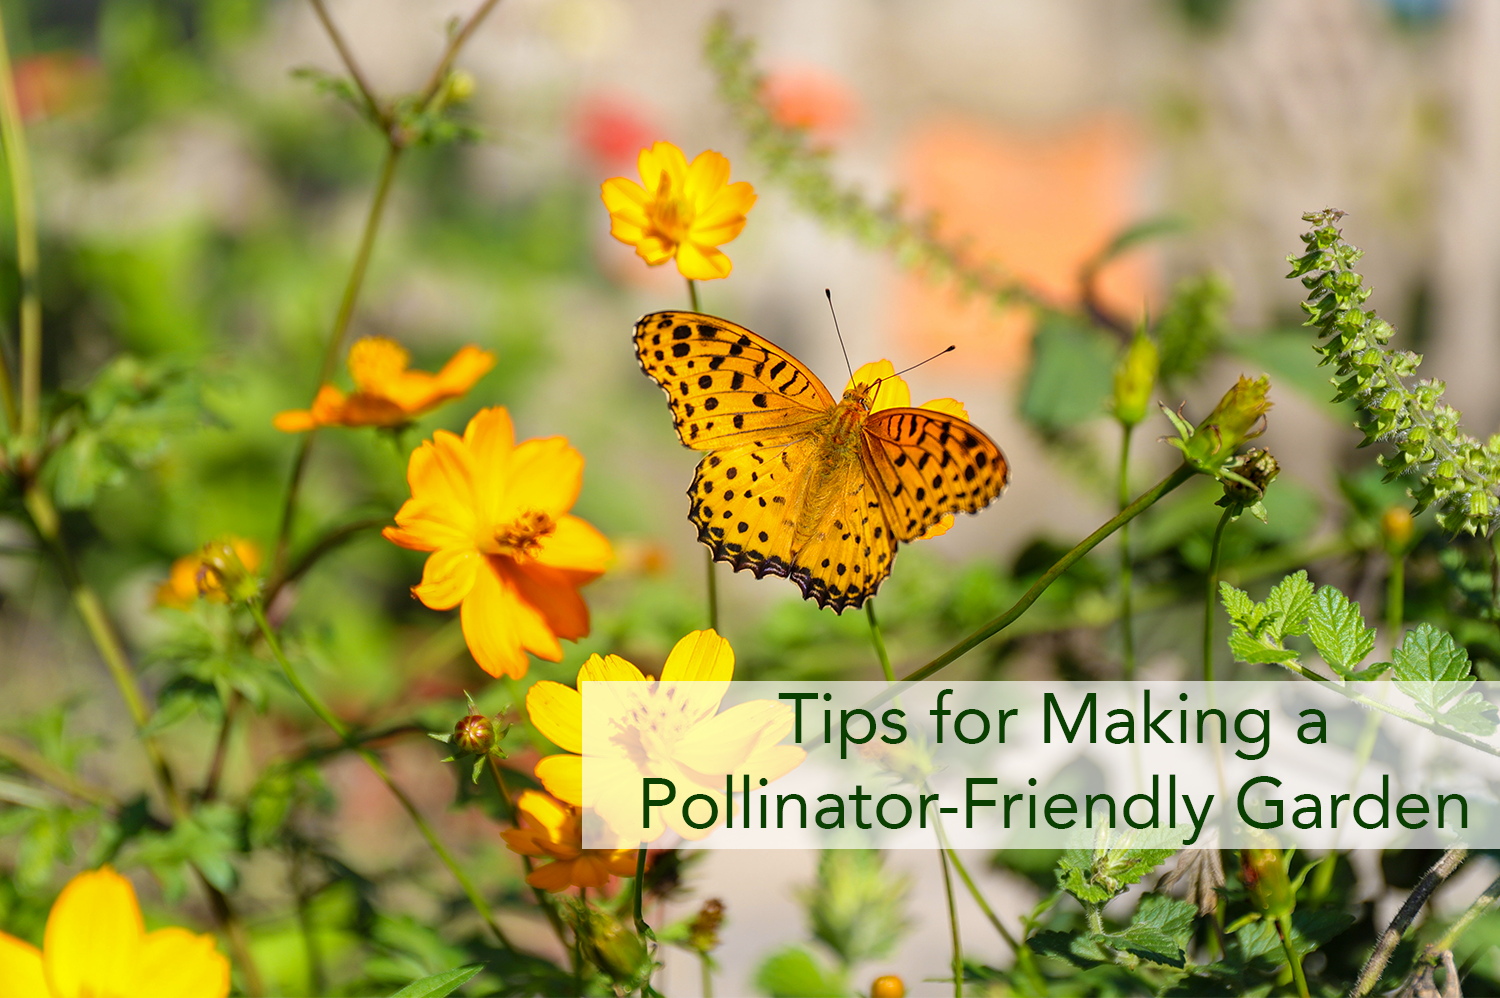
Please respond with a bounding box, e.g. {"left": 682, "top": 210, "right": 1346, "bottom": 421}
{"left": 431, "top": 346, "right": 496, "bottom": 398}
{"left": 577, "top": 653, "right": 647, "bottom": 684}
{"left": 44, "top": 867, "right": 144, "bottom": 998}
{"left": 684, "top": 149, "right": 731, "bottom": 210}
{"left": 510, "top": 561, "right": 590, "bottom": 643}
{"left": 0, "top": 931, "right": 47, "bottom": 998}
{"left": 636, "top": 235, "right": 677, "bottom": 266}
{"left": 498, "top": 437, "right": 584, "bottom": 521}
{"left": 459, "top": 562, "right": 530, "bottom": 679}
{"left": 411, "top": 547, "right": 480, "bottom": 610}
{"left": 534, "top": 752, "right": 583, "bottom": 806}
{"left": 272, "top": 408, "right": 317, "bottom": 432}
{"left": 691, "top": 181, "right": 756, "bottom": 243}
{"left": 525, "top": 859, "right": 578, "bottom": 892}
{"left": 675, "top": 241, "right": 732, "bottom": 281}
{"left": 637, "top": 141, "right": 688, "bottom": 197}
{"left": 601, "top": 177, "right": 651, "bottom": 231}
{"left": 385, "top": 496, "right": 475, "bottom": 552}
{"left": 920, "top": 397, "right": 969, "bottom": 420}
{"left": 847, "top": 360, "right": 909, "bottom": 411}
{"left": 531, "top": 515, "right": 612, "bottom": 577}
{"left": 673, "top": 700, "right": 791, "bottom": 774}
{"left": 138, "top": 928, "right": 230, "bottom": 998}
{"left": 567, "top": 854, "right": 616, "bottom": 888}
{"left": 527, "top": 680, "right": 583, "bottom": 753}
{"left": 660, "top": 629, "right": 734, "bottom": 682}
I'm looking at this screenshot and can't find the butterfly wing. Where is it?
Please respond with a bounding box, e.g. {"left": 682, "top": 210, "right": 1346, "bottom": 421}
{"left": 688, "top": 437, "right": 898, "bottom": 612}
{"left": 634, "top": 311, "right": 835, "bottom": 449}
{"left": 861, "top": 408, "right": 1009, "bottom": 542}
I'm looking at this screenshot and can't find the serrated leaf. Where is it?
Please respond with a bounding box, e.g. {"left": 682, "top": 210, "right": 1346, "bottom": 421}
{"left": 1219, "top": 582, "right": 1255, "bottom": 624}
{"left": 1306, "top": 585, "right": 1376, "bottom": 676}
{"left": 1027, "top": 930, "right": 1108, "bottom": 969}
{"left": 387, "top": 964, "right": 483, "bottom": 998}
{"left": 1264, "top": 571, "right": 1314, "bottom": 639}
{"left": 1229, "top": 628, "right": 1298, "bottom": 665}
{"left": 1058, "top": 848, "right": 1175, "bottom": 905}
{"left": 1234, "top": 908, "right": 1354, "bottom": 962}
{"left": 1390, "top": 625, "right": 1497, "bottom": 734}
{"left": 1101, "top": 924, "right": 1185, "bottom": 968}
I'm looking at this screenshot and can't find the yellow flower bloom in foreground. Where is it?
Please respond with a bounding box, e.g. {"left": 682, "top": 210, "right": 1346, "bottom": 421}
{"left": 500, "top": 790, "right": 636, "bottom": 892}
{"left": 156, "top": 536, "right": 261, "bottom": 609}
{"left": 383, "top": 407, "right": 612, "bottom": 679}
{"left": 0, "top": 866, "right": 229, "bottom": 998}
{"left": 273, "top": 336, "right": 494, "bottom": 432}
{"left": 601, "top": 141, "right": 756, "bottom": 281}
{"left": 526, "top": 629, "right": 804, "bottom": 842}
{"left": 846, "top": 360, "right": 969, "bottom": 539}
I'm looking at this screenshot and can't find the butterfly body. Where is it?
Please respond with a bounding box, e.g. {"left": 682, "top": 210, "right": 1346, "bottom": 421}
{"left": 634, "top": 310, "right": 1008, "bottom": 611}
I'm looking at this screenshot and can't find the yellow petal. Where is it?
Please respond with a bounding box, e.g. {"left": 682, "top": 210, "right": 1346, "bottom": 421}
{"left": 138, "top": 928, "right": 230, "bottom": 998}
{"left": 567, "top": 854, "right": 616, "bottom": 888}
{"left": 578, "top": 652, "right": 647, "bottom": 684}
{"left": 459, "top": 563, "right": 530, "bottom": 679}
{"left": 498, "top": 437, "right": 583, "bottom": 521}
{"left": 509, "top": 561, "right": 590, "bottom": 643}
{"left": 44, "top": 866, "right": 144, "bottom": 998}
{"left": 346, "top": 336, "right": 412, "bottom": 394}
{"left": 847, "top": 360, "right": 909, "bottom": 411}
{"left": 272, "top": 408, "right": 318, "bottom": 432}
{"left": 525, "top": 859, "right": 578, "bottom": 893}
{"left": 601, "top": 177, "right": 651, "bottom": 230}
{"left": 683, "top": 149, "right": 731, "bottom": 210}
{"left": 673, "top": 699, "right": 793, "bottom": 773}
{"left": 660, "top": 629, "right": 734, "bottom": 682}
{"left": 406, "top": 431, "right": 480, "bottom": 535}
{"left": 461, "top": 407, "right": 516, "bottom": 523}
{"left": 637, "top": 141, "right": 688, "bottom": 197}
{"left": 675, "top": 241, "right": 732, "bottom": 281}
{"left": 527, "top": 680, "right": 583, "bottom": 753}
{"left": 384, "top": 497, "right": 473, "bottom": 553}
{"left": 534, "top": 752, "right": 583, "bottom": 806}
{"left": 690, "top": 182, "right": 756, "bottom": 245}
{"left": 430, "top": 346, "right": 496, "bottom": 398}
{"left": 514, "top": 789, "right": 573, "bottom": 840}
{"left": 0, "top": 931, "right": 48, "bottom": 998}
{"left": 920, "top": 397, "right": 970, "bottom": 420}
{"left": 532, "top": 516, "right": 612, "bottom": 576}
{"left": 411, "top": 547, "right": 480, "bottom": 610}
{"left": 635, "top": 234, "right": 677, "bottom": 266}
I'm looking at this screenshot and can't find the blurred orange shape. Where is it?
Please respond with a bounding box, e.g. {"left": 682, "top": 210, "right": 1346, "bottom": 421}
{"left": 575, "top": 93, "right": 657, "bottom": 167}
{"left": 894, "top": 115, "right": 1151, "bottom": 377}
{"left": 14, "top": 52, "right": 99, "bottom": 122}
{"left": 762, "top": 67, "right": 856, "bottom": 141}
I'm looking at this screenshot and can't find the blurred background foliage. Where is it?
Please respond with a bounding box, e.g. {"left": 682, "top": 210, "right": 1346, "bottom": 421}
{"left": 5, "top": 0, "right": 1500, "bottom": 994}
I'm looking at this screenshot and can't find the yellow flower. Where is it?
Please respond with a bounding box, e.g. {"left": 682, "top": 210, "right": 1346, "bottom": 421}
{"left": 156, "top": 537, "right": 261, "bottom": 609}
{"left": 273, "top": 336, "right": 494, "bottom": 432}
{"left": 0, "top": 866, "right": 229, "bottom": 998}
{"left": 500, "top": 790, "right": 637, "bottom": 892}
{"left": 526, "top": 629, "right": 804, "bottom": 842}
{"left": 846, "top": 360, "right": 969, "bottom": 540}
{"left": 383, "top": 407, "right": 612, "bottom": 679}
{"left": 600, "top": 141, "right": 756, "bottom": 281}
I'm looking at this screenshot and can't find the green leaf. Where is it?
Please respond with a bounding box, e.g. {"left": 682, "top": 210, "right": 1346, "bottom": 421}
{"left": 1058, "top": 847, "right": 1175, "bottom": 905}
{"left": 1264, "top": 571, "right": 1314, "bottom": 639}
{"left": 1027, "top": 930, "right": 1108, "bottom": 969}
{"left": 1306, "top": 585, "right": 1376, "bottom": 677}
{"left": 1219, "top": 581, "right": 1255, "bottom": 623}
{"left": 753, "top": 946, "right": 849, "bottom": 997}
{"left": 801, "top": 850, "right": 910, "bottom": 965}
{"left": 1100, "top": 924, "right": 1184, "bottom": 968}
{"left": 1019, "top": 316, "right": 1118, "bottom": 432}
{"left": 1234, "top": 909, "right": 1354, "bottom": 963}
{"left": 1391, "top": 624, "right": 1499, "bottom": 735}
{"left": 387, "top": 964, "right": 483, "bottom": 998}
{"left": 1228, "top": 628, "right": 1298, "bottom": 665}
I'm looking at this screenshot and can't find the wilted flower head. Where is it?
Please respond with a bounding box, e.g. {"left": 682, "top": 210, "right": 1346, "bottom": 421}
{"left": 274, "top": 337, "right": 494, "bottom": 432}
{"left": 500, "top": 790, "right": 636, "bottom": 892}
{"left": 383, "top": 407, "right": 611, "bottom": 679}
{"left": 600, "top": 141, "right": 756, "bottom": 281}
{"left": 157, "top": 537, "right": 261, "bottom": 609}
{"left": 1166, "top": 374, "right": 1272, "bottom": 479}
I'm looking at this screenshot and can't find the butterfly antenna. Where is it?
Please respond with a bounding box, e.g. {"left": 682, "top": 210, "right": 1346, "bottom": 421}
{"left": 891, "top": 345, "right": 957, "bottom": 379}
{"left": 825, "top": 289, "right": 855, "bottom": 380}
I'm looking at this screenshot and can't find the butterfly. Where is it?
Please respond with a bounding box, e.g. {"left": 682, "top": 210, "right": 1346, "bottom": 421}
{"left": 633, "top": 310, "right": 1009, "bottom": 611}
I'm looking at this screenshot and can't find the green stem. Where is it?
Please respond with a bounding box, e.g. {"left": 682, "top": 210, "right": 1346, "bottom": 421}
{"left": 274, "top": 144, "right": 403, "bottom": 576}
{"left": 937, "top": 846, "right": 963, "bottom": 997}
{"left": 634, "top": 845, "right": 653, "bottom": 938}
{"left": 1388, "top": 549, "right": 1405, "bottom": 642}
{"left": 1275, "top": 915, "right": 1310, "bottom": 998}
{"left": 866, "top": 600, "right": 895, "bottom": 683}
{"left": 699, "top": 951, "right": 713, "bottom": 998}
{"left": 248, "top": 600, "right": 515, "bottom": 952}
{"left": 1118, "top": 422, "right": 1135, "bottom": 679}
{"left": 1203, "top": 507, "right": 1232, "bottom": 682}
{"left": 0, "top": 6, "right": 38, "bottom": 440}
{"left": 705, "top": 548, "right": 718, "bottom": 633}
{"left": 1432, "top": 873, "right": 1500, "bottom": 954}
{"left": 898, "top": 464, "right": 1196, "bottom": 685}
{"left": 686, "top": 276, "right": 701, "bottom": 312}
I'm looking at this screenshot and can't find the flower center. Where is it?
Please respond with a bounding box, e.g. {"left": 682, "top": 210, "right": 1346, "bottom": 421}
{"left": 492, "top": 509, "right": 555, "bottom": 560}
{"left": 648, "top": 169, "right": 694, "bottom": 243}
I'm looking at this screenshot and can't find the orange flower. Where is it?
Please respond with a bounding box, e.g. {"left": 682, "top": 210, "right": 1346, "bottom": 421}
{"left": 845, "top": 360, "right": 968, "bottom": 539}
{"left": 500, "top": 791, "right": 636, "bottom": 892}
{"left": 600, "top": 141, "right": 756, "bottom": 281}
{"left": 273, "top": 337, "right": 494, "bottom": 432}
{"left": 0, "top": 866, "right": 229, "bottom": 998}
{"left": 156, "top": 537, "right": 261, "bottom": 609}
{"left": 383, "top": 407, "right": 612, "bottom": 679}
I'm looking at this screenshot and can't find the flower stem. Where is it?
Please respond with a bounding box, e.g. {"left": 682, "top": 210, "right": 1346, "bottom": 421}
{"left": 1203, "top": 506, "right": 1232, "bottom": 682}
{"left": 634, "top": 845, "right": 653, "bottom": 938}
{"left": 1387, "top": 551, "right": 1405, "bottom": 642}
{"left": 1431, "top": 872, "right": 1500, "bottom": 954}
{"left": 0, "top": 6, "right": 39, "bottom": 441}
{"left": 705, "top": 548, "right": 718, "bottom": 632}
{"left": 866, "top": 600, "right": 895, "bottom": 683}
{"left": 898, "top": 463, "right": 1196, "bottom": 684}
{"left": 1275, "top": 915, "right": 1310, "bottom": 998}
{"left": 1118, "top": 422, "right": 1135, "bottom": 679}
{"left": 247, "top": 600, "right": 515, "bottom": 952}
{"left": 686, "top": 276, "right": 701, "bottom": 312}
{"left": 937, "top": 845, "right": 963, "bottom": 997}
{"left": 699, "top": 951, "right": 713, "bottom": 998}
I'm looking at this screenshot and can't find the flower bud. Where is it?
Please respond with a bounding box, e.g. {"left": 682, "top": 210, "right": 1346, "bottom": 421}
{"left": 1171, "top": 375, "right": 1273, "bottom": 478}
{"left": 871, "top": 975, "right": 906, "bottom": 998}
{"left": 687, "top": 898, "right": 724, "bottom": 952}
{"left": 1112, "top": 332, "right": 1159, "bottom": 427}
{"left": 453, "top": 713, "right": 496, "bottom": 755}
{"left": 582, "top": 911, "right": 650, "bottom": 983}
{"left": 1240, "top": 847, "right": 1294, "bottom": 920}
{"left": 195, "top": 538, "right": 260, "bottom": 604}
{"left": 1219, "top": 447, "right": 1280, "bottom": 510}
{"left": 1381, "top": 506, "right": 1414, "bottom": 551}
{"left": 445, "top": 69, "right": 476, "bottom": 105}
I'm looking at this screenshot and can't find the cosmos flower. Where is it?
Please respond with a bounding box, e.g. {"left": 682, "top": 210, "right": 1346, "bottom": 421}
{"left": 156, "top": 537, "right": 261, "bottom": 608}
{"left": 600, "top": 141, "right": 756, "bottom": 281}
{"left": 383, "top": 407, "right": 611, "bottom": 679}
{"left": 500, "top": 790, "right": 637, "bottom": 892}
{"left": 0, "top": 866, "right": 229, "bottom": 998}
{"left": 274, "top": 337, "right": 494, "bottom": 432}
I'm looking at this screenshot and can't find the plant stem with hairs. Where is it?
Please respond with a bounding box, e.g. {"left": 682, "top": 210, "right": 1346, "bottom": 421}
{"left": 1353, "top": 847, "right": 1468, "bottom": 997}
{"left": 1119, "top": 423, "right": 1136, "bottom": 678}
{"left": 1203, "top": 507, "right": 1232, "bottom": 682}
{"left": 247, "top": 600, "right": 515, "bottom": 952}
{"left": 938, "top": 846, "right": 963, "bottom": 998}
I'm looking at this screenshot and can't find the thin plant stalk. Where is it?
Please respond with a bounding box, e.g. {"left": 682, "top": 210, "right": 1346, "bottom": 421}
{"left": 866, "top": 600, "right": 895, "bottom": 683}
{"left": 634, "top": 846, "right": 653, "bottom": 937}
{"left": 937, "top": 846, "right": 963, "bottom": 998}
{"left": 0, "top": 5, "right": 38, "bottom": 440}
{"left": 896, "top": 463, "right": 1197, "bottom": 686}
{"left": 1118, "top": 422, "right": 1135, "bottom": 678}
{"left": 1275, "top": 915, "right": 1310, "bottom": 998}
{"left": 705, "top": 549, "right": 718, "bottom": 632}
{"left": 1203, "top": 507, "right": 1232, "bottom": 682}
{"left": 686, "top": 276, "right": 701, "bottom": 312}
{"left": 247, "top": 600, "right": 515, "bottom": 952}
{"left": 1388, "top": 548, "right": 1405, "bottom": 640}
{"left": 699, "top": 952, "right": 713, "bottom": 998}
{"left": 1431, "top": 872, "right": 1500, "bottom": 954}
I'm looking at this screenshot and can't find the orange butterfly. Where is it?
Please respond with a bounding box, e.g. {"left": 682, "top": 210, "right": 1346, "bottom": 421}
{"left": 634, "top": 311, "right": 1009, "bottom": 611}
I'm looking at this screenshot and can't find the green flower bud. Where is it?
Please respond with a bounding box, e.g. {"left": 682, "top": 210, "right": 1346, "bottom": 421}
{"left": 1381, "top": 506, "right": 1414, "bottom": 552}
{"left": 581, "top": 910, "right": 650, "bottom": 983}
{"left": 1240, "top": 847, "right": 1294, "bottom": 921}
{"left": 453, "top": 713, "right": 496, "bottom": 756}
{"left": 1112, "top": 332, "right": 1159, "bottom": 427}
{"left": 1169, "top": 375, "right": 1273, "bottom": 478}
